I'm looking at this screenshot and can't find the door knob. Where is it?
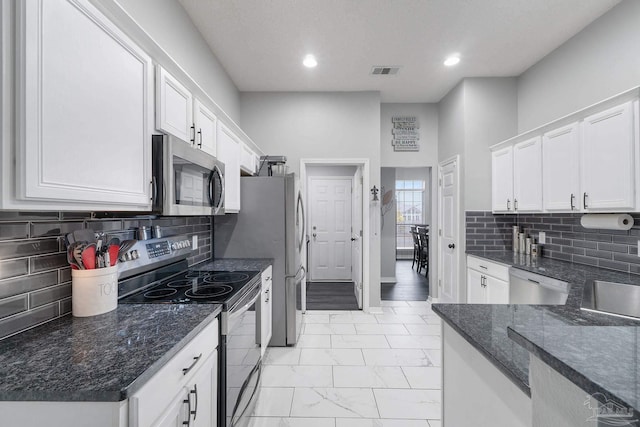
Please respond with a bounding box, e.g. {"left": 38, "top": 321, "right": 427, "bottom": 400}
{"left": 448, "top": 243, "right": 455, "bottom": 249}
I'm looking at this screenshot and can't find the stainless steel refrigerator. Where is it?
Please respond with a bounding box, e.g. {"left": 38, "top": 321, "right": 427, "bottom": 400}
{"left": 215, "top": 174, "right": 305, "bottom": 346}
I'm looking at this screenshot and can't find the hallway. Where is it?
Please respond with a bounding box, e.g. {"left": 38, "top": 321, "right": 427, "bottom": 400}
{"left": 381, "top": 261, "right": 429, "bottom": 301}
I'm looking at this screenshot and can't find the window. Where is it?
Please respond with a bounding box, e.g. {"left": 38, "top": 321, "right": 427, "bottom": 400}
{"left": 396, "top": 180, "right": 425, "bottom": 251}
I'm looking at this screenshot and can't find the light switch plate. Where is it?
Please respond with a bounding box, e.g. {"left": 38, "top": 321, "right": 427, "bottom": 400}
{"left": 192, "top": 235, "right": 198, "bottom": 250}
{"left": 538, "top": 232, "right": 546, "bottom": 244}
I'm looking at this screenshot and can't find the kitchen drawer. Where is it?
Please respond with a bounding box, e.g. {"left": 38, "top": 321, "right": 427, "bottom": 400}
{"left": 467, "top": 255, "right": 510, "bottom": 282}
{"left": 129, "top": 318, "right": 218, "bottom": 427}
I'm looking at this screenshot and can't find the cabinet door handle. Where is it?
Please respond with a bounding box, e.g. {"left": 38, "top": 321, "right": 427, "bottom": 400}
{"left": 190, "top": 125, "right": 196, "bottom": 144}
{"left": 197, "top": 129, "right": 203, "bottom": 148}
{"left": 583, "top": 192, "right": 588, "bottom": 209}
{"left": 479, "top": 265, "right": 488, "bottom": 270}
{"left": 506, "top": 199, "right": 511, "bottom": 211}
{"left": 182, "top": 353, "right": 202, "bottom": 376}
{"left": 570, "top": 193, "right": 575, "bottom": 210}
{"left": 183, "top": 392, "right": 192, "bottom": 426}
{"left": 190, "top": 384, "right": 198, "bottom": 420}
{"left": 514, "top": 199, "right": 518, "bottom": 211}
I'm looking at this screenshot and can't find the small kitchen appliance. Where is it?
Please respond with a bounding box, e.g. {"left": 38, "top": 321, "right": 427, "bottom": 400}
{"left": 116, "top": 235, "right": 262, "bottom": 427}
{"left": 152, "top": 134, "right": 225, "bottom": 216}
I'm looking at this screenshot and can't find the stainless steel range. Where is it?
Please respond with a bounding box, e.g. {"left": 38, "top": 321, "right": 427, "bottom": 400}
{"left": 117, "top": 235, "right": 262, "bottom": 427}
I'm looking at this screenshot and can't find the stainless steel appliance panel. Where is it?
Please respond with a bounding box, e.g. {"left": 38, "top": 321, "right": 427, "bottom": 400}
{"left": 509, "top": 268, "right": 569, "bottom": 305}
{"left": 224, "top": 282, "right": 261, "bottom": 427}
{"left": 151, "top": 134, "right": 225, "bottom": 216}
{"left": 217, "top": 174, "right": 303, "bottom": 346}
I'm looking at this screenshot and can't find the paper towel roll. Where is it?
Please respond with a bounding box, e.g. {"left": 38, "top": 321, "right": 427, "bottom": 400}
{"left": 580, "top": 214, "right": 634, "bottom": 230}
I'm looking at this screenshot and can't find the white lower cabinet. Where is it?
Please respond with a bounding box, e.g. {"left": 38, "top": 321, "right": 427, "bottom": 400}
{"left": 153, "top": 354, "right": 216, "bottom": 427}
{"left": 129, "top": 319, "right": 219, "bottom": 427}
{"left": 466, "top": 255, "right": 510, "bottom": 304}
{"left": 259, "top": 266, "right": 273, "bottom": 355}
{"left": 443, "top": 323, "right": 531, "bottom": 427}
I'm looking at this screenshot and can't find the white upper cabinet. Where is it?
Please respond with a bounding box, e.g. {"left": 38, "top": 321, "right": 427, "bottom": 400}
{"left": 543, "top": 123, "right": 581, "bottom": 212}
{"left": 194, "top": 98, "right": 217, "bottom": 157}
{"left": 13, "top": 0, "right": 153, "bottom": 210}
{"left": 581, "top": 101, "right": 636, "bottom": 211}
{"left": 240, "top": 143, "right": 258, "bottom": 175}
{"left": 217, "top": 122, "right": 241, "bottom": 212}
{"left": 513, "top": 137, "right": 543, "bottom": 212}
{"left": 156, "top": 66, "right": 193, "bottom": 143}
{"left": 491, "top": 146, "right": 514, "bottom": 213}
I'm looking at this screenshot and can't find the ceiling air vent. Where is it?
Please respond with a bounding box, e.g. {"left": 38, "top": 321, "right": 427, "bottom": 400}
{"left": 371, "top": 66, "right": 400, "bottom": 75}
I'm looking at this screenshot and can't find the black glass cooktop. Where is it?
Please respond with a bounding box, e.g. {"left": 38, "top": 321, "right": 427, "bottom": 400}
{"left": 119, "top": 270, "right": 260, "bottom": 307}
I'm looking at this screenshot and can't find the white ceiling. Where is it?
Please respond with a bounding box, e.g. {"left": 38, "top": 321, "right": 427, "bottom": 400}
{"left": 178, "top": 0, "right": 621, "bottom": 103}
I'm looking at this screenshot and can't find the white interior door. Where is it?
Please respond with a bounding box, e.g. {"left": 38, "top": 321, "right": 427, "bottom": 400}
{"left": 310, "top": 178, "right": 353, "bottom": 281}
{"left": 352, "top": 168, "right": 363, "bottom": 309}
{"left": 439, "top": 158, "right": 459, "bottom": 303}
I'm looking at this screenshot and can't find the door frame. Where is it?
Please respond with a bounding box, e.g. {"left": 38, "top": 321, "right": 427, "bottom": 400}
{"left": 437, "top": 155, "right": 461, "bottom": 302}
{"left": 301, "top": 158, "right": 370, "bottom": 313}
{"left": 308, "top": 175, "right": 355, "bottom": 282}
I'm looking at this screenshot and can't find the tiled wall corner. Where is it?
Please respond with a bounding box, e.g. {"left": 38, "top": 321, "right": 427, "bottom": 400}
{"left": 465, "top": 211, "right": 513, "bottom": 252}
{"left": 0, "top": 213, "right": 213, "bottom": 340}
{"left": 466, "top": 211, "right": 640, "bottom": 275}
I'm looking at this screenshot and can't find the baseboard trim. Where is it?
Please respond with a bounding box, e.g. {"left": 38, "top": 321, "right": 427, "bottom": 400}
{"left": 381, "top": 276, "right": 397, "bottom": 283}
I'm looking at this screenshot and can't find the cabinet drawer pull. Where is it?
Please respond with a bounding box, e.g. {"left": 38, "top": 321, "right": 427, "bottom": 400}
{"left": 191, "top": 384, "right": 198, "bottom": 420}
{"left": 197, "top": 129, "right": 203, "bottom": 148}
{"left": 182, "top": 353, "right": 202, "bottom": 376}
{"left": 183, "top": 392, "right": 192, "bottom": 426}
{"left": 506, "top": 199, "right": 511, "bottom": 211}
{"left": 479, "top": 265, "right": 488, "bottom": 269}
{"left": 570, "top": 193, "right": 575, "bottom": 210}
{"left": 514, "top": 199, "right": 518, "bottom": 211}
{"left": 583, "top": 192, "right": 588, "bottom": 209}
{"left": 190, "top": 125, "right": 196, "bottom": 144}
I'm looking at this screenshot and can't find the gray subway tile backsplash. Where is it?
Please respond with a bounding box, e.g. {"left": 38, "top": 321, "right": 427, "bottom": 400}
{"left": 0, "top": 212, "right": 213, "bottom": 340}
{"left": 466, "top": 211, "right": 640, "bottom": 275}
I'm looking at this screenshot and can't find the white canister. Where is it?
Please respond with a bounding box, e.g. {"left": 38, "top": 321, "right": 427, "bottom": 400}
{"left": 72, "top": 265, "right": 118, "bottom": 317}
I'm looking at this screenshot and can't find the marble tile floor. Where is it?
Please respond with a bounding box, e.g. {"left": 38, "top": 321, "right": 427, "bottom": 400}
{"left": 248, "top": 300, "right": 442, "bottom": 427}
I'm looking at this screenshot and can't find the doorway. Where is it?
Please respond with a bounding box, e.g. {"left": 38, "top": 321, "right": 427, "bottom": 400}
{"left": 300, "top": 159, "right": 370, "bottom": 312}
{"left": 308, "top": 176, "right": 354, "bottom": 281}
{"left": 438, "top": 156, "right": 460, "bottom": 303}
{"left": 380, "top": 167, "right": 433, "bottom": 301}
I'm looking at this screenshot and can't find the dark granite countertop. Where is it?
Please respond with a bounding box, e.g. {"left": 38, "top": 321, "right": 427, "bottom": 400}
{"left": 0, "top": 304, "right": 221, "bottom": 402}
{"left": 433, "top": 251, "right": 640, "bottom": 402}
{"left": 194, "top": 258, "right": 273, "bottom": 272}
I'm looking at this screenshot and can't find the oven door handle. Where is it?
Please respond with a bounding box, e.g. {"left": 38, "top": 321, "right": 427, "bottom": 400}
{"left": 227, "top": 286, "right": 261, "bottom": 324}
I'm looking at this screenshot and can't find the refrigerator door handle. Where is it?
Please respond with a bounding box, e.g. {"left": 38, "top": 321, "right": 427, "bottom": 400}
{"left": 297, "top": 191, "right": 305, "bottom": 252}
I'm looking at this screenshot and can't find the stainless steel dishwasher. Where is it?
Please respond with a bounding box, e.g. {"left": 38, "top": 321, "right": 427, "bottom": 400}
{"left": 509, "top": 268, "right": 570, "bottom": 305}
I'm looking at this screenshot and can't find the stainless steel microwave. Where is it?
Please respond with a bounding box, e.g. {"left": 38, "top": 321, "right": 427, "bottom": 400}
{"left": 152, "top": 135, "right": 224, "bottom": 216}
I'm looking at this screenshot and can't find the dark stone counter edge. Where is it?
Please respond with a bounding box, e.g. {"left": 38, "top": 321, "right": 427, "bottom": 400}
{"left": 0, "top": 306, "right": 222, "bottom": 402}
{"left": 432, "top": 304, "right": 531, "bottom": 397}
{"left": 507, "top": 326, "right": 640, "bottom": 419}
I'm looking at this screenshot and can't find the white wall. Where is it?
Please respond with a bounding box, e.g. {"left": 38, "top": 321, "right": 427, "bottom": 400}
{"left": 114, "top": 0, "right": 241, "bottom": 122}
{"left": 464, "top": 78, "right": 518, "bottom": 210}
{"left": 517, "top": 0, "right": 640, "bottom": 132}
{"left": 380, "top": 104, "right": 438, "bottom": 168}
{"left": 380, "top": 167, "right": 396, "bottom": 280}
{"left": 240, "top": 91, "right": 382, "bottom": 308}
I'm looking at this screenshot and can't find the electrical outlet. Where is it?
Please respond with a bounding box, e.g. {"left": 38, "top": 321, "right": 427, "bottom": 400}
{"left": 192, "top": 235, "right": 198, "bottom": 250}
{"left": 538, "top": 232, "right": 546, "bottom": 244}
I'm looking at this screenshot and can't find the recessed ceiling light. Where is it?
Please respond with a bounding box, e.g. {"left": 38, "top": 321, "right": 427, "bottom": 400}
{"left": 444, "top": 55, "right": 461, "bottom": 67}
{"left": 303, "top": 54, "right": 318, "bottom": 68}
